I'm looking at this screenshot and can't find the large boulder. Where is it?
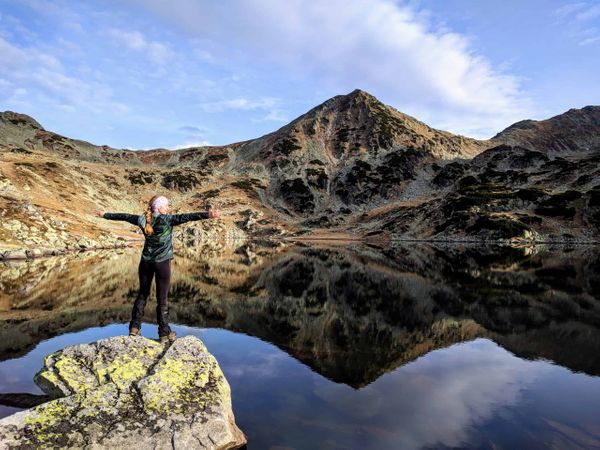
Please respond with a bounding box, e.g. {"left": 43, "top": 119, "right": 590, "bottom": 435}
{"left": 0, "top": 336, "right": 246, "bottom": 449}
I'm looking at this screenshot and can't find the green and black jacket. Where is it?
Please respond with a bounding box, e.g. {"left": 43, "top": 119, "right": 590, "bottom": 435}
{"left": 103, "top": 211, "right": 209, "bottom": 262}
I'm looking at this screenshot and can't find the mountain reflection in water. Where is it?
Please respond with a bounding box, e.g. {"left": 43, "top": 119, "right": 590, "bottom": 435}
{"left": 1, "top": 242, "right": 600, "bottom": 448}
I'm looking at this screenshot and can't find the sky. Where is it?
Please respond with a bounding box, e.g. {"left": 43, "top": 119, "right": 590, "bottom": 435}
{"left": 0, "top": 0, "right": 598, "bottom": 149}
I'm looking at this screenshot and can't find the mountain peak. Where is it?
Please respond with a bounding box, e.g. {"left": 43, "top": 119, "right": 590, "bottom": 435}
{"left": 0, "top": 111, "right": 44, "bottom": 130}
{"left": 346, "top": 88, "right": 376, "bottom": 99}
{"left": 242, "top": 88, "right": 488, "bottom": 183}
{"left": 335, "top": 88, "right": 382, "bottom": 109}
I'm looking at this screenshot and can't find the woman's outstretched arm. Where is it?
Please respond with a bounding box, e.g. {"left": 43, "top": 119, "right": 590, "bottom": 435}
{"left": 96, "top": 211, "right": 140, "bottom": 226}
{"left": 166, "top": 209, "right": 221, "bottom": 226}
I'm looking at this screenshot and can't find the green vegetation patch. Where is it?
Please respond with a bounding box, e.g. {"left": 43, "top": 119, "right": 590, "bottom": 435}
{"left": 272, "top": 137, "right": 302, "bottom": 156}
{"left": 336, "top": 128, "right": 350, "bottom": 143}
{"left": 305, "top": 167, "right": 328, "bottom": 190}
{"left": 195, "top": 188, "right": 221, "bottom": 200}
{"left": 14, "top": 162, "right": 36, "bottom": 169}
{"left": 44, "top": 162, "right": 60, "bottom": 169}
{"left": 103, "top": 174, "right": 118, "bottom": 187}
{"left": 10, "top": 147, "right": 33, "bottom": 154}
{"left": 230, "top": 178, "right": 266, "bottom": 192}
{"left": 457, "top": 182, "right": 515, "bottom": 200}
{"left": 230, "top": 179, "right": 254, "bottom": 191}
{"left": 280, "top": 177, "right": 315, "bottom": 212}
{"left": 465, "top": 215, "right": 532, "bottom": 239}
{"left": 535, "top": 206, "right": 577, "bottom": 218}
{"left": 161, "top": 171, "right": 199, "bottom": 192}
{"left": 534, "top": 190, "right": 582, "bottom": 218}
{"left": 371, "top": 102, "right": 407, "bottom": 148}
{"left": 127, "top": 171, "right": 154, "bottom": 186}
{"left": 205, "top": 153, "right": 228, "bottom": 162}
{"left": 432, "top": 162, "right": 465, "bottom": 187}
{"left": 588, "top": 185, "right": 600, "bottom": 207}
{"left": 515, "top": 188, "right": 547, "bottom": 201}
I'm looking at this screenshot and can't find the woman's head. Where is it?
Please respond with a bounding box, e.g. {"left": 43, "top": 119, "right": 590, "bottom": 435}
{"left": 151, "top": 195, "right": 169, "bottom": 214}
{"left": 144, "top": 194, "right": 169, "bottom": 235}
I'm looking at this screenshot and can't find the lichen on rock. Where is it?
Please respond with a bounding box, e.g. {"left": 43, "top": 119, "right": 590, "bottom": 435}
{"left": 0, "top": 335, "right": 246, "bottom": 449}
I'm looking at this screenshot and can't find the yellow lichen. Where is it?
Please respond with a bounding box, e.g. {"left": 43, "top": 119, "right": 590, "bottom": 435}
{"left": 92, "top": 340, "right": 162, "bottom": 389}
{"left": 24, "top": 399, "right": 71, "bottom": 447}
{"left": 53, "top": 356, "right": 95, "bottom": 394}
{"left": 143, "top": 354, "right": 229, "bottom": 414}
{"left": 36, "top": 370, "right": 60, "bottom": 389}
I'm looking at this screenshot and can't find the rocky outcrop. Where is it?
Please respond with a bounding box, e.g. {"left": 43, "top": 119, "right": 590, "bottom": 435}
{"left": 0, "top": 112, "right": 44, "bottom": 131}
{"left": 0, "top": 336, "right": 246, "bottom": 449}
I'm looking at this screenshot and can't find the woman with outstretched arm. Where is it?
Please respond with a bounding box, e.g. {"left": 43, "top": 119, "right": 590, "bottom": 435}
{"left": 95, "top": 194, "right": 221, "bottom": 344}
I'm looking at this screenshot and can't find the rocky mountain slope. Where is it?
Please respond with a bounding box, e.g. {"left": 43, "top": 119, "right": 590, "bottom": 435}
{"left": 1, "top": 89, "right": 599, "bottom": 253}
{"left": 492, "top": 105, "right": 600, "bottom": 155}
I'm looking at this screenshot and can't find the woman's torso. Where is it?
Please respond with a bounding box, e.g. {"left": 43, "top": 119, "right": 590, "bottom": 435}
{"left": 141, "top": 213, "right": 173, "bottom": 262}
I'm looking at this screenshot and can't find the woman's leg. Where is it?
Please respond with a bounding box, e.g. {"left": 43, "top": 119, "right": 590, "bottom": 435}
{"left": 130, "top": 259, "right": 155, "bottom": 331}
{"left": 154, "top": 258, "right": 172, "bottom": 337}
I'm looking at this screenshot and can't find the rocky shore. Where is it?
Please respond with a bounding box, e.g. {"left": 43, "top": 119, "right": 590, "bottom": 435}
{"left": 0, "top": 242, "right": 134, "bottom": 260}
{"left": 0, "top": 214, "right": 253, "bottom": 261}
{"left": 0, "top": 335, "right": 246, "bottom": 449}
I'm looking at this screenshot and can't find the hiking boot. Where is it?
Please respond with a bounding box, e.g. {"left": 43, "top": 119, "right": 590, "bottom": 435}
{"left": 129, "top": 327, "right": 140, "bottom": 336}
{"left": 159, "top": 331, "right": 176, "bottom": 344}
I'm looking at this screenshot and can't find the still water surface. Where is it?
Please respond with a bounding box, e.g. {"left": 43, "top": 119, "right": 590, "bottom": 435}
{"left": 1, "top": 242, "right": 599, "bottom": 449}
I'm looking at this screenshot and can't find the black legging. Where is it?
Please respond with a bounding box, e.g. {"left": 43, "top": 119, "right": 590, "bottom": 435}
{"left": 130, "top": 258, "right": 172, "bottom": 337}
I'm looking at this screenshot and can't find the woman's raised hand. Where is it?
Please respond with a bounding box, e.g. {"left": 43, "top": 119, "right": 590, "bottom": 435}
{"left": 208, "top": 208, "right": 221, "bottom": 219}
{"left": 94, "top": 210, "right": 105, "bottom": 218}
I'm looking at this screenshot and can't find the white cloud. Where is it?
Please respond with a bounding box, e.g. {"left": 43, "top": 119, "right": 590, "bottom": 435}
{"left": 199, "top": 96, "right": 289, "bottom": 123}
{"left": 0, "top": 13, "right": 38, "bottom": 42}
{"left": 555, "top": 2, "right": 600, "bottom": 47}
{"left": 168, "top": 139, "right": 211, "bottom": 150}
{"left": 0, "top": 36, "right": 129, "bottom": 115}
{"left": 198, "top": 97, "right": 279, "bottom": 112}
{"left": 126, "top": 0, "right": 533, "bottom": 138}
{"left": 105, "top": 28, "right": 172, "bottom": 63}
{"left": 312, "top": 339, "right": 549, "bottom": 449}
{"left": 260, "top": 110, "right": 289, "bottom": 122}
{"left": 169, "top": 124, "right": 212, "bottom": 150}
{"left": 574, "top": 3, "right": 600, "bottom": 21}
{"left": 179, "top": 125, "right": 207, "bottom": 133}
{"left": 579, "top": 33, "right": 600, "bottom": 45}
{"left": 555, "top": 2, "right": 589, "bottom": 19}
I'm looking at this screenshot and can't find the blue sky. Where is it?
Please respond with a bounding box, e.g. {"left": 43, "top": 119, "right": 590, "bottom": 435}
{"left": 1, "top": 0, "right": 598, "bottom": 149}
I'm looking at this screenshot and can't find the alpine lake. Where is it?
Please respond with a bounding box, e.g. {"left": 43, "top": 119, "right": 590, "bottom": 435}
{"left": 1, "top": 240, "right": 599, "bottom": 449}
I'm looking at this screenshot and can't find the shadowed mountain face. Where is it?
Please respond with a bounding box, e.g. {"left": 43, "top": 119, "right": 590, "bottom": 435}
{"left": 358, "top": 143, "right": 600, "bottom": 242}
{"left": 1, "top": 243, "right": 599, "bottom": 387}
{"left": 1, "top": 91, "right": 599, "bottom": 247}
{"left": 492, "top": 105, "right": 600, "bottom": 155}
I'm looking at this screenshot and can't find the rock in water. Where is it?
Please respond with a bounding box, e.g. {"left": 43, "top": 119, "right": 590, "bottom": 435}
{"left": 0, "top": 336, "right": 247, "bottom": 449}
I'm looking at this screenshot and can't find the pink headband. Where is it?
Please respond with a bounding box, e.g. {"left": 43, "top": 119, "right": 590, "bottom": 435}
{"left": 151, "top": 196, "right": 169, "bottom": 212}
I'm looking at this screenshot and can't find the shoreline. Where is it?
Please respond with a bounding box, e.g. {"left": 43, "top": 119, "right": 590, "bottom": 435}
{"left": 0, "top": 242, "right": 138, "bottom": 261}
{"left": 2, "top": 235, "right": 599, "bottom": 261}
{"left": 282, "top": 233, "right": 600, "bottom": 245}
